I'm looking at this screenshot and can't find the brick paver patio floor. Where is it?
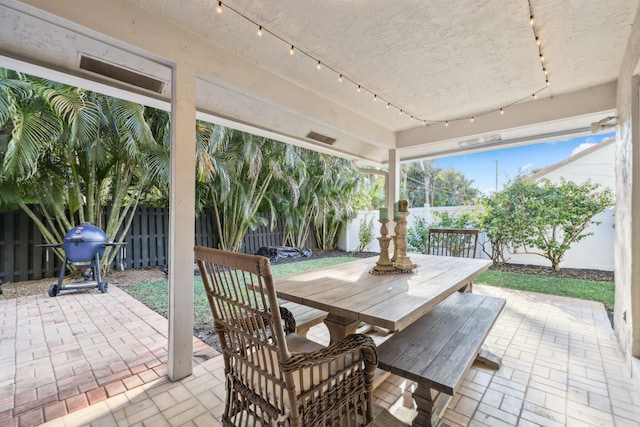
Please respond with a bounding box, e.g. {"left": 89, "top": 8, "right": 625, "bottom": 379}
{"left": 1, "top": 283, "right": 639, "bottom": 426}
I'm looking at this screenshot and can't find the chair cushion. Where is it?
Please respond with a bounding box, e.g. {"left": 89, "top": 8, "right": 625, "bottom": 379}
{"left": 286, "top": 333, "right": 325, "bottom": 353}
{"left": 239, "top": 334, "right": 355, "bottom": 415}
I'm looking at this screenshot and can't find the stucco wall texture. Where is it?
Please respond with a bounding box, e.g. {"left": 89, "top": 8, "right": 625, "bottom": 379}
{"left": 614, "top": 3, "right": 640, "bottom": 382}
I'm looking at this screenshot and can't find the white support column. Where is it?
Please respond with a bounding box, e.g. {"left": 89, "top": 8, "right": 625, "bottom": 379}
{"left": 168, "top": 62, "right": 196, "bottom": 381}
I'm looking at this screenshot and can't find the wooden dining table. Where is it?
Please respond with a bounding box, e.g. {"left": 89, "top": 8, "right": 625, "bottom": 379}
{"left": 275, "top": 254, "right": 492, "bottom": 344}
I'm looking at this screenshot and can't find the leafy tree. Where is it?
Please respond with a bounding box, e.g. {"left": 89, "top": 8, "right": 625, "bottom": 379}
{"left": 407, "top": 216, "right": 430, "bottom": 253}
{"left": 407, "top": 210, "right": 480, "bottom": 254}
{"left": 402, "top": 161, "right": 480, "bottom": 207}
{"left": 200, "top": 131, "right": 296, "bottom": 252}
{"left": 275, "top": 150, "right": 362, "bottom": 250}
{"left": 477, "top": 183, "right": 521, "bottom": 265}
{"left": 313, "top": 157, "right": 360, "bottom": 250}
{"left": 0, "top": 69, "right": 161, "bottom": 269}
{"left": 355, "top": 214, "right": 375, "bottom": 252}
{"left": 479, "top": 177, "right": 613, "bottom": 270}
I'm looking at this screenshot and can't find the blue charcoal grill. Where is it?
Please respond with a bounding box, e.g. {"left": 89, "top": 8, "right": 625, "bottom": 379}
{"left": 41, "top": 223, "right": 125, "bottom": 297}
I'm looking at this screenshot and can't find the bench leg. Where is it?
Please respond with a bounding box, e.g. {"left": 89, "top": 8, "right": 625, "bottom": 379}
{"left": 412, "top": 382, "right": 443, "bottom": 427}
{"left": 475, "top": 346, "right": 502, "bottom": 370}
{"left": 457, "top": 282, "right": 473, "bottom": 293}
{"left": 323, "top": 313, "right": 360, "bottom": 345}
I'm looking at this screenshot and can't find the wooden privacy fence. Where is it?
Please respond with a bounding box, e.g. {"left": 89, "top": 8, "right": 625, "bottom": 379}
{"left": 0, "top": 208, "right": 290, "bottom": 283}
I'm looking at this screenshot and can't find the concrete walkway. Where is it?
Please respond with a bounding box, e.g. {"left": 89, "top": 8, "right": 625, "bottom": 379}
{"left": 1, "top": 284, "right": 639, "bottom": 426}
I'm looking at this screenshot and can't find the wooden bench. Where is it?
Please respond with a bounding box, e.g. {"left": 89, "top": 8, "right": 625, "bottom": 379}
{"left": 279, "top": 300, "right": 328, "bottom": 337}
{"left": 377, "top": 292, "right": 505, "bottom": 427}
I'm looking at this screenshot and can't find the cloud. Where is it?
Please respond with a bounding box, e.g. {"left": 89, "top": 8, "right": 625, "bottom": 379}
{"left": 521, "top": 162, "right": 534, "bottom": 170}
{"left": 571, "top": 142, "right": 597, "bottom": 156}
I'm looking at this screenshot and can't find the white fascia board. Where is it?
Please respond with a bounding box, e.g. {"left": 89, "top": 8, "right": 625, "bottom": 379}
{"left": 395, "top": 82, "right": 617, "bottom": 162}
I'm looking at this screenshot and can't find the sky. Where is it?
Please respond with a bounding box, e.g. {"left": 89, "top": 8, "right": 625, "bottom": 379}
{"left": 433, "top": 132, "right": 616, "bottom": 195}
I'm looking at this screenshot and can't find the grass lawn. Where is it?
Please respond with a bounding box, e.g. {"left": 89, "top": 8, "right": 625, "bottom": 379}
{"left": 121, "top": 256, "right": 614, "bottom": 323}
{"left": 122, "top": 256, "right": 362, "bottom": 323}
{"left": 475, "top": 270, "right": 614, "bottom": 311}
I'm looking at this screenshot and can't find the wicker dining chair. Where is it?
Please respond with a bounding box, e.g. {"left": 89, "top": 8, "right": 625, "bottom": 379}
{"left": 195, "top": 246, "right": 378, "bottom": 427}
{"left": 427, "top": 228, "right": 479, "bottom": 292}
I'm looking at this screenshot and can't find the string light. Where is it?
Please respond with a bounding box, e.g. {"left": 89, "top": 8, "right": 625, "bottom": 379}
{"left": 529, "top": 0, "right": 550, "bottom": 89}
{"left": 213, "top": 0, "right": 551, "bottom": 128}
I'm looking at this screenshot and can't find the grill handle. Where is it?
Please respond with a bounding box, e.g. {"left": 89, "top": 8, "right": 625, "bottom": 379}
{"left": 65, "top": 236, "right": 85, "bottom": 244}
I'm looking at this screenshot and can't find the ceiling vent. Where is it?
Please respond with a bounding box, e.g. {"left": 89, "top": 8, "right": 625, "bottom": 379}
{"left": 79, "top": 55, "right": 165, "bottom": 94}
{"left": 306, "top": 131, "right": 336, "bottom": 145}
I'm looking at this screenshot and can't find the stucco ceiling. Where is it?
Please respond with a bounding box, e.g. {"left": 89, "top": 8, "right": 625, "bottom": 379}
{"left": 0, "top": 0, "right": 638, "bottom": 163}
{"left": 128, "top": 0, "right": 633, "bottom": 130}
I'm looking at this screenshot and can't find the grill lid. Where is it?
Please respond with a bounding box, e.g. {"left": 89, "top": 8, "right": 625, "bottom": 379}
{"left": 64, "top": 223, "right": 108, "bottom": 243}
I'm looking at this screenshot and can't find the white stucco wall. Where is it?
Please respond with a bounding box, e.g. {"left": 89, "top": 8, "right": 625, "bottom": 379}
{"left": 614, "top": 4, "right": 640, "bottom": 384}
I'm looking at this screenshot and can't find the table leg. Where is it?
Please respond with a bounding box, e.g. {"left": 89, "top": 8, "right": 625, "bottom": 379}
{"left": 323, "top": 313, "right": 360, "bottom": 345}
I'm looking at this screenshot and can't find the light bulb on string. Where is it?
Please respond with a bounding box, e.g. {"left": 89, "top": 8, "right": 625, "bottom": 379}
{"left": 532, "top": 93, "right": 537, "bottom": 99}
{"left": 209, "top": 0, "right": 551, "bottom": 129}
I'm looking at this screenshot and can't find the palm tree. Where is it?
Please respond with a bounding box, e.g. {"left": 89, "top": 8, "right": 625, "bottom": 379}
{"left": 201, "top": 130, "right": 297, "bottom": 252}
{"left": 0, "top": 68, "right": 161, "bottom": 269}
{"left": 276, "top": 150, "right": 361, "bottom": 251}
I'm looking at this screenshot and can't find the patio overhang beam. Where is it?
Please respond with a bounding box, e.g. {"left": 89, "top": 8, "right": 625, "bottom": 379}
{"left": 395, "top": 81, "right": 617, "bottom": 162}
{"left": 3, "top": 0, "right": 395, "bottom": 165}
